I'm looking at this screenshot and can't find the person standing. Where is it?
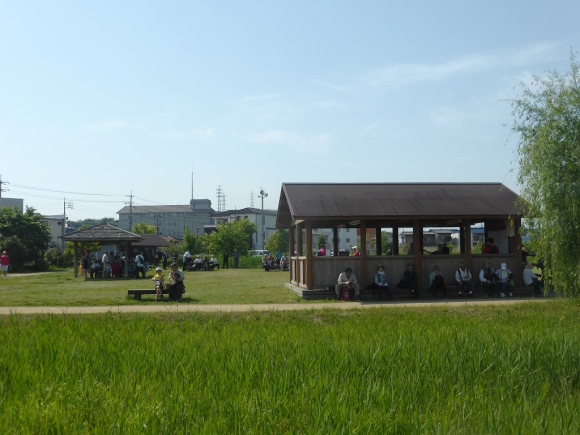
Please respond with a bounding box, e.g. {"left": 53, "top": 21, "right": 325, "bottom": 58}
{"left": 134, "top": 252, "right": 145, "bottom": 279}
{"left": 275, "top": 249, "right": 282, "bottom": 265}
{"left": 223, "top": 250, "right": 229, "bottom": 269}
{"left": 233, "top": 249, "right": 240, "bottom": 268}
{"left": 1, "top": 251, "right": 10, "bottom": 277}
{"left": 162, "top": 251, "right": 168, "bottom": 270}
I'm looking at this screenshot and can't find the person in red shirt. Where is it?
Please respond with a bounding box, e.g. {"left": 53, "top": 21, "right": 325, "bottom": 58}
{"left": 352, "top": 246, "right": 361, "bottom": 256}
{"left": 482, "top": 238, "right": 499, "bottom": 254}
{"left": 1, "top": 251, "right": 9, "bottom": 277}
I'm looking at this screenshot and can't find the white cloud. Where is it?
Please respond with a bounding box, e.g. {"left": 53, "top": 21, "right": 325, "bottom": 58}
{"left": 241, "top": 93, "right": 283, "bottom": 103}
{"left": 162, "top": 128, "right": 215, "bottom": 140}
{"left": 362, "top": 42, "right": 563, "bottom": 90}
{"left": 234, "top": 130, "right": 332, "bottom": 154}
{"left": 311, "top": 79, "right": 357, "bottom": 94}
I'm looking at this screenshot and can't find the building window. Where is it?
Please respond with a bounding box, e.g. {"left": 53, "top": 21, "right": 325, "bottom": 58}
{"left": 346, "top": 238, "right": 350, "bottom": 243}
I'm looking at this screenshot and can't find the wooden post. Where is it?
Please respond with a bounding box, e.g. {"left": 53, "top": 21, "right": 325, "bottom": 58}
{"left": 412, "top": 220, "right": 422, "bottom": 284}
{"left": 305, "top": 222, "right": 314, "bottom": 290}
{"left": 459, "top": 223, "right": 466, "bottom": 254}
{"left": 376, "top": 227, "right": 382, "bottom": 256}
{"left": 392, "top": 225, "right": 399, "bottom": 255}
{"left": 514, "top": 218, "right": 523, "bottom": 287}
{"left": 73, "top": 242, "right": 78, "bottom": 278}
{"left": 463, "top": 219, "right": 472, "bottom": 272}
{"left": 360, "top": 221, "right": 367, "bottom": 289}
{"left": 125, "top": 242, "right": 130, "bottom": 277}
{"left": 333, "top": 226, "right": 339, "bottom": 256}
{"left": 296, "top": 223, "right": 303, "bottom": 256}
{"left": 288, "top": 225, "right": 295, "bottom": 256}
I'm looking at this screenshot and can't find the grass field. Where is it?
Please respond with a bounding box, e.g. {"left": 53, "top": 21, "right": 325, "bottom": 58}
{"left": 0, "top": 268, "right": 299, "bottom": 306}
{"left": 1, "top": 300, "right": 579, "bottom": 434}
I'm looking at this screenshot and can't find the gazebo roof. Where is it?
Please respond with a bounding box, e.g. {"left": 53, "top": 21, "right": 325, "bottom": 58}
{"left": 132, "top": 234, "right": 171, "bottom": 248}
{"left": 276, "top": 183, "right": 523, "bottom": 228}
{"left": 60, "top": 224, "right": 142, "bottom": 243}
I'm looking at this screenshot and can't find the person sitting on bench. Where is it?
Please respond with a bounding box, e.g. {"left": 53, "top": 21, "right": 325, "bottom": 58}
{"left": 455, "top": 261, "right": 473, "bottom": 296}
{"left": 479, "top": 260, "right": 498, "bottom": 297}
{"left": 151, "top": 267, "right": 165, "bottom": 301}
{"left": 335, "top": 267, "right": 360, "bottom": 301}
{"left": 167, "top": 262, "right": 185, "bottom": 301}
{"left": 280, "top": 254, "right": 289, "bottom": 271}
{"left": 397, "top": 263, "right": 419, "bottom": 298}
{"left": 523, "top": 262, "right": 543, "bottom": 295}
{"left": 373, "top": 265, "right": 392, "bottom": 300}
{"left": 495, "top": 263, "right": 513, "bottom": 297}
{"left": 430, "top": 265, "right": 446, "bottom": 298}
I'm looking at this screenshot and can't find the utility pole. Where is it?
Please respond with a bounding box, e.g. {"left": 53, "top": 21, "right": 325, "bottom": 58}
{"left": 258, "top": 188, "right": 268, "bottom": 250}
{"left": 0, "top": 175, "right": 8, "bottom": 198}
{"left": 154, "top": 214, "right": 161, "bottom": 235}
{"left": 250, "top": 190, "right": 254, "bottom": 208}
{"left": 62, "top": 198, "right": 73, "bottom": 250}
{"left": 127, "top": 191, "right": 133, "bottom": 232}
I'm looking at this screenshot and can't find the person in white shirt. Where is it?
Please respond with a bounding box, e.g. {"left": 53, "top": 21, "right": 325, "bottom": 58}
{"left": 455, "top": 261, "right": 473, "bottom": 296}
{"left": 523, "top": 262, "right": 543, "bottom": 295}
{"left": 495, "top": 263, "right": 513, "bottom": 297}
{"left": 335, "top": 268, "right": 360, "bottom": 301}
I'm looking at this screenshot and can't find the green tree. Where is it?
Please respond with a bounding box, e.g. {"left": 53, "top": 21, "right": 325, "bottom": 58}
{"left": 316, "top": 234, "right": 327, "bottom": 249}
{"left": 0, "top": 207, "right": 51, "bottom": 264}
{"left": 182, "top": 227, "right": 204, "bottom": 254}
{"left": 511, "top": 54, "right": 580, "bottom": 295}
{"left": 68, "top": 217, "right": 118, "bottom": 229}
{"left": 206, "top": 219, "right": 257, "bottom": 257}
{"left": 131, "top": 222, "right": 157, "bottom": 235}
{"left": 265, "top": 229, "right": 289, "bottom": 253}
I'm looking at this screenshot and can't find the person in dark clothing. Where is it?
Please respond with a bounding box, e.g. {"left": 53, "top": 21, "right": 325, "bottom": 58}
{"left": 162, "top": 251, "right": 168, "bottom": 270}
{"left": 397, "top": 263, "right": 419, "bottom": 297}
{"left": 429, "top": 265, "right": 446, "bottom": 298}
{"left": 167, "top": 262, "right": 185, "bottom": 301}
{"left": 223, "top": 250, "right": 229, "bottom": 269}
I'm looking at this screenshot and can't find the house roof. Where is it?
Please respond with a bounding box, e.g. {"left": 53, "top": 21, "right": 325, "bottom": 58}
{"left": 117, "top": 205, "right": 198, "bottom": 214}
{"left": 60, "top": 224, "right": 142, "bottom": 243}
{"left": 213, "top": 207, "right": 277, "bottom": 217}
{"left": 276, "top": 183, "right": 523, "bottom": 228}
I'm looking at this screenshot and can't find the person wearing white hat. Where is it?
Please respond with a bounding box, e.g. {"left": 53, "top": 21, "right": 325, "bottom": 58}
{"left": 495, "top": 263, "right": 513, "bottom": 297}
{"left": 352, "top": 246, "right": 360, "bottom": 257}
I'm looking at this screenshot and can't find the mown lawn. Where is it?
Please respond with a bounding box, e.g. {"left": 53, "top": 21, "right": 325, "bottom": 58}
{"left": 0, "top": 268, "right": 300, "bottom": 306}
{"left": 1, "top": 300, "right": 579, "bottom": 434}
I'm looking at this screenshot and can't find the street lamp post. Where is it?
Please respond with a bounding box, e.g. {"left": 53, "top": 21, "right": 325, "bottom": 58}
{"left": 258, "top": 188, "right": 268, "bottom": 250}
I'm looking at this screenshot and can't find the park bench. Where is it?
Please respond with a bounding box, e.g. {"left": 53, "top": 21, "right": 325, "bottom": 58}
{"left": 128, "top": 288, "right": 184, "bottom": 301}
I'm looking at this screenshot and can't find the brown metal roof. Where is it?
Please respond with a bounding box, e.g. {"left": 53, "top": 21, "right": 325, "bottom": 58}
{"left": 276, "top": 183, "right": 523, "bottom": 228}
{"left": 132, "top": 234, "right": 171, "bottom": 248}
{"left": 60, "top": 224, "right": 142, "bottom": 243}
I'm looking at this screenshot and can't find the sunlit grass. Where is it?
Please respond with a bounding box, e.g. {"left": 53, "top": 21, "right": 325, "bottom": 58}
{"left": 0, "top": 268, "right": 299, "bottom": 306}
{"left": 1, "top": 300, "right": 579, "bottom": 434}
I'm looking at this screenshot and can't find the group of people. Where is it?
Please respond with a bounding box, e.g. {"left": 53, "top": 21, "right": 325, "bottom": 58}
{"left": 262, "top": 250, "right": 289, "bottom": 271}
{"left": 81, "top": 251, "right": 152, "bottom": 279}
{"left": 183, "top": 251, "right": 219, "bottom": 271}
{"left": 334, "top": 257, "right": 543, "bottom": 301}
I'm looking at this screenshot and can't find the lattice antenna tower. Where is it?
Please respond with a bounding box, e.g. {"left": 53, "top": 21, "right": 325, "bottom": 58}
{"left": 216, "top": 185, "right": 226, "bottom": 212}
{"left": 250, "top": 190, "right": 255, "bottom": 208}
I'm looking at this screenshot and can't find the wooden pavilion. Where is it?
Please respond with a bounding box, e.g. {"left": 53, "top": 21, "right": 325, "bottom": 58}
{"left": 60, "top": 224, "right": 142, "bottom": 277}
{"left": 276, "top": 183, "right": 525, "bottom": 295}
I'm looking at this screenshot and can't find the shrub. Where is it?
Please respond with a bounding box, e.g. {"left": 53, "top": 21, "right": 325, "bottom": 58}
{"left": 1, "top": 236, "right": 28, "bottom": 272}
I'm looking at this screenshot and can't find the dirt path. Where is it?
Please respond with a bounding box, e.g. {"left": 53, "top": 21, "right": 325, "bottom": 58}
{"left": 0, "top": 298, "right": 548, "bottom": 315}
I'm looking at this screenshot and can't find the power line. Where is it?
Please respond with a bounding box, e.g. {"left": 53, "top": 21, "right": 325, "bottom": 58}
{"left": 9, "top": 182, "right": 126, "bottom": 197}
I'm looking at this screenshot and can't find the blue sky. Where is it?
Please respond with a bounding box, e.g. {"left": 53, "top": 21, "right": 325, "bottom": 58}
{"left": 1, "top": 1, "right": 579, "bottom": 220}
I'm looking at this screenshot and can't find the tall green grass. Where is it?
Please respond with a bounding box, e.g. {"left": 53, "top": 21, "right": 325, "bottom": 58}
{"left": 1, "top": 301, "right": 579, "bottom": 434}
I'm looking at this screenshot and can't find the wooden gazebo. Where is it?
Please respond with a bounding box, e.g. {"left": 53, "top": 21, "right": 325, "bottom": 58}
{"left": 60, "top": 224, "right": 142, "bottom": 277}
{"left": 276, "top": 183, "right": 524, "bottom": 293}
